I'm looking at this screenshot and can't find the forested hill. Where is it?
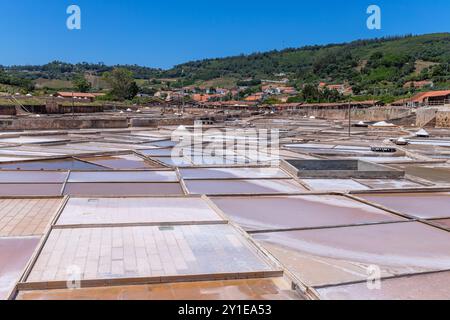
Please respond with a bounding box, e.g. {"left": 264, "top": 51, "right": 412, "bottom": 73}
{"left": 162, "top": 33, "right": 450, "bottom": 91}
{"left": 2, "top": 62, "right": 162, "bottom": 80}
{"left": 1, "top": 33, "right": 450, "bottom": 96}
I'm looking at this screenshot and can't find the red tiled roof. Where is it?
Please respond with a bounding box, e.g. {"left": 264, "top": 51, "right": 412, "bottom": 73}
{"left": 192, "top": 94, "right": 209, "bottom": 102}
{"left": 410, "top": 90, "right": 450, "bottom": 103}
{"left": 327, "top": 84, "right": 344, "bottom": 89}
{"left": 244, "top": 93, "right": 263, "bottom": 101}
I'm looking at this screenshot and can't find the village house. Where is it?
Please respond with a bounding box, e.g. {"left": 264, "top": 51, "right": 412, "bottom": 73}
{"left": 262, "top": 85, "right": 297, "bottom": 96}
{"left": 403, "top": 80, "right": 434, "bottom": 89}
{"left": 410, "top": 90, "right": 450, "bottom": 106}
{"left": 343, "top": 86, "right": 353, "bottom": 95}
{"left": 326, "top": 84, "right": 345, "bottom": 93}
{"left": 215, "top": 88, "right": 230, "bottom": 95}
{"left": 262, "top": 85, "right": 281, "bottom": 95}
{"left": 317, "top": 83, "right": 352, "bottom": 95}
{"left": 192, "top": 94, "right": 209, "bottom": 103}
{"left": 244, "top": 92, "right": 264, "bottom": 102}
{"left": 169, "top": 91, "right": 186, "bottom": 101}
{"left": 280, "top": 87, "right": 298, "bottom": 95}
{"left": 191, "top": 93, "right": 224, "bottom": 102}
{"left": 54, "top": 92, "right": 97, "bottom": 102}
{"left": 318, "top": 82, "right": 327, "bottom": 89}
{"left": 154, "top": 91, "right": 173, "bottom": 99}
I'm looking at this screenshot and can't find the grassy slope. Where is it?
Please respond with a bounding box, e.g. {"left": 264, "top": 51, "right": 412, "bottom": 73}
{"left": 165, "top": 33, "right": 450, "bottom": 83}
{"left": 2, "top": 33, "right": 449, "bottom": 101}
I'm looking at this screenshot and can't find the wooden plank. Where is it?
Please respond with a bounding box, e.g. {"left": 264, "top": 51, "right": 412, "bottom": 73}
{"left": 17, "top": 270, "right": 284, "bottom": 291}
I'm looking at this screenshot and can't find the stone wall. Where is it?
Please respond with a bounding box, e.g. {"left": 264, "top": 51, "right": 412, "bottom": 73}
{"left": 285, "top": 106, "right": 412, "bottom": 121}
{"left": 436, "top": 111, "right": 450, "bottom": 128}
{"left": 130, "top": 118, "right": 194, "bottom": 127}
{"left": 0, "top": 117, "right": 128, "bottom": 130}
{"left": 415, "top": 106, "right": 450, "bottom": 128}
{"left": 45, "top": 103, "right": 104, "bottom": 114}
{"left": 416, "top": 107, "right": 438, "bottom": 127}
{"left": 0, "top": 115, "right": 196, "bottom": 130}
{"left": 0, "top": 106, "right": 17, "bottom": 116}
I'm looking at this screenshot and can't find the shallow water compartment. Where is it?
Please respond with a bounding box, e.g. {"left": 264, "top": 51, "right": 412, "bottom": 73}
{"left": 185, "top": 179, "right": 306, "bottom": 195}
{"left": 316, "top": 271, "right": 450, "bottom": 300}
{"left": 68, "top": 171, "right": 178, "bottom": 183}
{"left": 0, "top": 237, "right": 40, "bottom": 300}
{"left": 0, "top": 184, "right": 63, "bottom": 196}
{"left": 253, "top": 222, "right": 450, "bottom": 287}
{"left": 358, "top": 192, "right": 450, "bottom": 219}
{"left": 56, "top": 197, "right": 223, "bottom": 226}
{"left": 63, "top": 182, "right": 184, "bottom": 196}
{"left": 211, "top": 195, "right": 405, "bottom": 231}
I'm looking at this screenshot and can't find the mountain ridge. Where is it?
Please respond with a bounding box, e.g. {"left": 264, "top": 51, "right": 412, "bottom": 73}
{"left": 1, "top": 33, "right": 449, "bottom": 99}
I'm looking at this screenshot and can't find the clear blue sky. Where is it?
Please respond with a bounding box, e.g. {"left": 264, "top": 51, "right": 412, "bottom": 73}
{"left": 0, "top": 0, "right": 449, "bottom": 69}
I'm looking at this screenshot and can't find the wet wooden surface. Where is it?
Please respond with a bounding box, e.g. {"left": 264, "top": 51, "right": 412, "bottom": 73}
{"left": 0, "top": 237, "right": 40, "bottom": 300}
{"left": 0, "top": 198, "right": 62, "bottom": 237}
{"left": 26, "top": 225, "right": 274, "bottom": 283}
{"left": 17, "top": 277, "right": 302, "bottom": 300}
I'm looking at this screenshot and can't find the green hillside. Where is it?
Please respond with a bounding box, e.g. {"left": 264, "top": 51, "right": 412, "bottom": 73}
{"left": 1, "top": 33, "right": 449, "bottom": 100}
{"left": 163, "top": 33, "right": 450, "bottom": 94}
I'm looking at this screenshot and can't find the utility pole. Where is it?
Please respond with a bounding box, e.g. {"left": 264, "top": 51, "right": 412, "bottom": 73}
{"left": 348, "top": 100, "right": 351, "bottom": 137}
{"left": 72, "top": 91, "right": 75, "bottom": 119}
{"left": 181, "top": 69, "right": 186, "bottom": 114}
